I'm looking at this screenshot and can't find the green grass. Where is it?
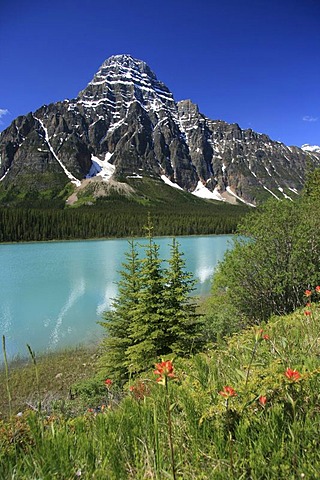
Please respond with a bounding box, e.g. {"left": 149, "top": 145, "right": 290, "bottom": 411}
{"left": 1, "top": 299, "right": 320, "bottom": 478}
{"left": 0, "top": 345, "right": 99, "bottom": 418}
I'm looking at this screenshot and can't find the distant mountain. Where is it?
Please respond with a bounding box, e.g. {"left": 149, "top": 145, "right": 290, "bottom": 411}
{"left": 1, "top": 54, "right": 319, "bottom": 207}
{"left": 301, "top": 144, "right": 320, "bottom": 154}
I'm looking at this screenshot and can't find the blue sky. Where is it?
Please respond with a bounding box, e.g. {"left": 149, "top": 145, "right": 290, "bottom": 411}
{"left": 0, "top": 0, "right": 319, "bottom": 147}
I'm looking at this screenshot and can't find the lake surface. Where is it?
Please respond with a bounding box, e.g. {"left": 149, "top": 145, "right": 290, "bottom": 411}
{"left": 0, "top": 235, "right": 234, "bottom": 359}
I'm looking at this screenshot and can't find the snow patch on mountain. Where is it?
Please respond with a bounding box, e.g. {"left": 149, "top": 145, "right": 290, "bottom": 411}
{"left": 0, "top": 166, "right": 10, "bottom": 182}
{"left": 161, "top": 175, "right": 183, "bottom": 190}
{"left": 34, "top": 116, "right": 81, "bottom": 187}
{"left": 301, "top": 144, "right": 320, "bottom": 153}
{"left": 192, "top": 181, "right": 225, "bottom": 201}
{"left": 87, "top": 154, "right": 115, "bottom": 181}
{"left": 226, "top": 186, "right": 256, "bottom": 207}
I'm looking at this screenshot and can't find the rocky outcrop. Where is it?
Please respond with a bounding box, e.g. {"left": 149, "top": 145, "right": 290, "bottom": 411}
{"left": 1, "top": 54, "right": 319, "bottom": 206}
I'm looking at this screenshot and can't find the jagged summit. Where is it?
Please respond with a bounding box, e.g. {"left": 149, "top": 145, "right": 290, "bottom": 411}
{"left": 77, "top": 54, "right": 175, "bottom": 116}
{"left": 0, "top": 54, "right": 320, "bottom": 207}
{"left": 99, "top": 54, "right": 157, "bottom": 78}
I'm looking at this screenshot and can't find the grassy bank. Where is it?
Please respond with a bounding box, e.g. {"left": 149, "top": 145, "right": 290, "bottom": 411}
{"left": 1, "top": 294, "right": 320, "bottom": 478}
{"left": 0, "top": 344, "right": 99, "bottom": 419}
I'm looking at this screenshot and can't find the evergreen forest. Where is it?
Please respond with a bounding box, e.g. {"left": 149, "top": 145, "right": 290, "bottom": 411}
{"left": 0, "top": 202, "right": 247, "bottom": 243}
{"left": 0, "top": 176, "right": 249, "bottom": 242}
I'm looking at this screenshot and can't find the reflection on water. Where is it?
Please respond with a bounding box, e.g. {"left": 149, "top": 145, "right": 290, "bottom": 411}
{"left": 49, "top": 278, "right": 86, "bottom": 349}
{"left": 0, "top": 235, "right": 234, "bottom": 358}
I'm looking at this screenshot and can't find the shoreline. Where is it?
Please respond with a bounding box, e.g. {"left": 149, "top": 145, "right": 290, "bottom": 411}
{"left": 0, "top": 232, "right": 235, "bottom": 246}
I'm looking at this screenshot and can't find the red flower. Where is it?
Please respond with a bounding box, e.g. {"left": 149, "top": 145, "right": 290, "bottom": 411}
{"left": 105, "top": 378, "right": 113, "bottom": 387}
{"left": 259, "top": 395, "right": 267, "bottom": 406}
{"left": 316, "top": 286, "right": 320, "bottom": 294}
{"left": 304, "top": 310, "right": 312, "bottom": 316}
{"left": 284, "top": 368, "right": 301, "bottom": 382}
{"left": 219, "top": 386, "right": 237, "bottom": 398}
{"left": 305, "top": 289, "right": 312, "bottom": 297}
{"left": 154, "top": 360, "right": 176, "bottom": 384}
{"left": 256, "top": 329, "right": 269, "bottom": 342}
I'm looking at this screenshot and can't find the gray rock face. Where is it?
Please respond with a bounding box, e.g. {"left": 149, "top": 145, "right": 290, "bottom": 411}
{"left": 1, "top": 54, "right": 319, "bottom": 205}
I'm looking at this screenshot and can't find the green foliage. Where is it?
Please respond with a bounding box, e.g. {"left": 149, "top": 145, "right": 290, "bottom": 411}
{"left": 99, "top": 233, "right": 204, "bottom": 381}
{"left": 1, "top": 299, "right": 320, "bottom": 478}
{"left": 207, "top": 188, "right": 320, "bottom": 328}
{"left": 303, "top": 166, "right": 320, "bottom": 199}
{"left": 0, "top": 203, "right": 246, "bottom": 242}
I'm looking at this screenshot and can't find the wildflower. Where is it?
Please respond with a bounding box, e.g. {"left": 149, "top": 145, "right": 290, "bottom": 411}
{"left": 219, "top": 386, "right": 237, "bottom": 398}
{"left": 284, "top": 368, "right": 301, "bottom": 382}
{"left": 154, "top": 360, "right": 176, "bottom": 384}
{"left": 255, "top": 329, "right": 269, "bottom": 342}
{"left": 305, "top": 289, "right": 312, "bottom": 297}
{"left": 316, "top": 286, "right": 320, "bottom": 294}
{"left": 105, "top": 378, "right": 113, "bottom": 387}
{"left": 130, "top": 381, "right": 150, "bottom": 400}
{"left": 304, "top": 310, "right": 312, "bottom": 316}
{"left": 259, "top": 395, "right": 267, "bottom": 406}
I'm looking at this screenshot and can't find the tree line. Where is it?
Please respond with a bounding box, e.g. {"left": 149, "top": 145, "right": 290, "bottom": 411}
{"left": 0, "top": 203, "right": 247, "bottom": 242}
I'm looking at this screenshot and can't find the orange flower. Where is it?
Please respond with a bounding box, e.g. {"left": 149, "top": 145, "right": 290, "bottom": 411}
{"left": 284, "top": 368, "right": 301, "bottom": 382}
{"left": 105, "top": 378, "right": 113, "bottom": 387}
{"left": 305, "top": 289, "right": 312, "bottom": 297}
{"left": 154, "top": 360, "right": 176, "bottom": 384}
{"left": 219, "top": 386, "right": 237, "bottom": 398}
{"left": 316, "top": 286, "right": 320, "bottom": 294}
{"left": 304, "top": 310, "right": 312, "bottom": 316}
{"left": 256, "top": 329, "right": 270, "bottom": 342}
{"left": 259, "top": 395, "right": 267, "bottom": 406}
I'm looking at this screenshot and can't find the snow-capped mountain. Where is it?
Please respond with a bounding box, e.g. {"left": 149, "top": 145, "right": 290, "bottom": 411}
{"left": 0, "top": 54, "right": 319, "bottom": 206}
{"left": 301, "top": 144, "right": 320, "bottom": 154}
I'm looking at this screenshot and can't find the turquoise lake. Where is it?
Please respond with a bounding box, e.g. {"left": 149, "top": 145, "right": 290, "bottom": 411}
{"left": 0, "top": 235, "right": 234, "bottom": 359}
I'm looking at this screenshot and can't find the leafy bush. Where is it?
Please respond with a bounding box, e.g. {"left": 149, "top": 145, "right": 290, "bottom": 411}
{"left": 206, "top": 185, "right": 320, "bottom": 331}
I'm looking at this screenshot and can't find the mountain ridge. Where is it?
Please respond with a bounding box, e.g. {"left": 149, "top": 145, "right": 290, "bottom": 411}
{"left": 0, "top": 54, "right": 319, "bottom": 207}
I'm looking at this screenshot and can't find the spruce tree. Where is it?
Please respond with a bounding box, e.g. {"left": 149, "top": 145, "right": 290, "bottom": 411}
{"left": 100, "top": 228, "right": 205, "bottom": 382}
{"left": 99, "top": 240, "right": 142, "bottom": 382}
{"left": 125, "top": 225, "right": 166, "bottom": 374}
{"left": 162, "top": 238, "right": 204, "bottom": 355}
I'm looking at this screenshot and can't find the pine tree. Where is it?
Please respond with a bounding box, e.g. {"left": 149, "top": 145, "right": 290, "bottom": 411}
{"left": 162, "top": 238, "right": 204, "bottom": 355}
{"left": 125, "top": 223, "right": 166, "bottom": 374}
{"left": 100, "top": 228, "right": 205, "bottom": 382}
{"left": 99, "top": 240, "right": 142, "bottom": 382}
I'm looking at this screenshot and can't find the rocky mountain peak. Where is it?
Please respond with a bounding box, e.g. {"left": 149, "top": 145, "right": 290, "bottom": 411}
{"left": 1, "top": 54, "right": 320, "bottom": 207}
{"left": 77, "top": 53, "right": 176, "bottom": 116}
